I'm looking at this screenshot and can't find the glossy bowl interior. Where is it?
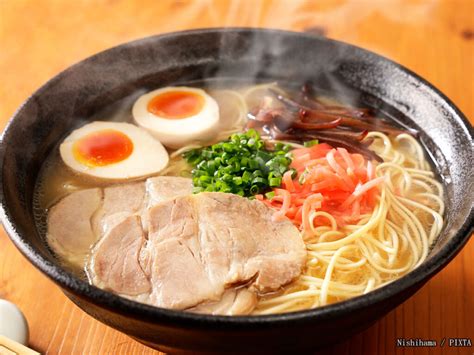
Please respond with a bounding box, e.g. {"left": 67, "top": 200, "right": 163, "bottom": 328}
{"left": 1, "top": 28, "right": 473, "bottom": 353}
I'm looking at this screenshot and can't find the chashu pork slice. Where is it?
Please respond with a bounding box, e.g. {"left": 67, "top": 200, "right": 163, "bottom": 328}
{"left": 90, "top": 192, "right": 306, "bottom": 313}
{"left": 146, "top": 176, "right": 193, "bottom": 205}
{"left": 93, "top": 177, "right": 193, "bottom": 236}
{"left": 141, "top": 176, "right": 193, "bottom": 233}
{"left": 47, "top": 188, "right": 102, "bottom": 268}
{"left": 90, "top": 215, "right": 151, "bottom": 295}
{"left": 92, "top": 182, "right": 146, "bottom": 236}
{"left": 188, "top": 288, "right": 257, "bottom": 316}
{"left": 146, "top": 192, "right": 306, "bottom": 310}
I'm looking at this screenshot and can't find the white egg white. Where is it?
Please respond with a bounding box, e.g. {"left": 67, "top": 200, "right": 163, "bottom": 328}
{"left": 132, "top": 86, "right": 219, "bottom": 149}
{"left": 60, "top": 121, "right": 169, "bottom": 180}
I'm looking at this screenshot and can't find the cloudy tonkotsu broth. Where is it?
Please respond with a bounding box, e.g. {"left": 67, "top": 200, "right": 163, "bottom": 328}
{"left": 34, "top": 80, "right": 444, "bottom": 315}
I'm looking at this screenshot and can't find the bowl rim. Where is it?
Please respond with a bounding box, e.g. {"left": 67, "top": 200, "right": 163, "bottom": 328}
{"left": 1, "top": 27, "right": 473, "bottom": 328}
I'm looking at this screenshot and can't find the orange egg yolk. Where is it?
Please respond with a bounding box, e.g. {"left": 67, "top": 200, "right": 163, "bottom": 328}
{"left": 147, "top": 90, "right": 205, "bottom": 119}
{"left": 73, "top": 129, "right": 133, "bottom": 167}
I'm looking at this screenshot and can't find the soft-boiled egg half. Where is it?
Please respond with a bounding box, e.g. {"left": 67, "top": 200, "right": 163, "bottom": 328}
{"left": 132, "top": 86, "right": 219, "bottom": 149}
{"left": 60, "top": 121, "right": 169, "bottom": 180}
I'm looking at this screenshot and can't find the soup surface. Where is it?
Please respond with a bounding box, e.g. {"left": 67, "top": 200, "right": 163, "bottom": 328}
{"left": 34, "top": 80, "right": 444, "bottom": 315}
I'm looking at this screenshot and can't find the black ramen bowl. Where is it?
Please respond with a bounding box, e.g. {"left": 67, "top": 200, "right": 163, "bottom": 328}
{"left": 1, "top": 28, "right": 473, "bottom": 353}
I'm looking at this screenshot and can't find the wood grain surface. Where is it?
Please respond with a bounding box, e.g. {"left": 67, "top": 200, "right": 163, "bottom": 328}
{"left": 0, "top": 0, "right": 473, "bottom": 354}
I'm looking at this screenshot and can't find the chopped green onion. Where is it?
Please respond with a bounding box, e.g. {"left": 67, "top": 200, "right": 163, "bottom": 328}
{"left": 252, "top": 177, "right": 267, "bottom": 185}
{"left": 269, "top": 177, "right": 282, "bottom": 187}
{"left": 192, "top": 186, "right": 203, "bottom": 194}
{"left": 265, "top": 191, "right": 275, "bottom": 199}
{"left": 233, "top": 176, "right": 243, "bottom": 185}
{"left": 250, "top": 185, "right": 259, "bottom": 194}
{"left": 183, "top": 130, "right": 293, "bottom": 197}
{"left": 242, "top": 171, "right": 252, "bottom": 183}
{"left": 304, "top": 139, "right": 319, "bottom": 147}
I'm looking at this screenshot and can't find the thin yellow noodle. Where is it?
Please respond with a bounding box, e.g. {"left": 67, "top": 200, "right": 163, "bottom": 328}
{"left": 363, "top": 278, "right": 376, "bottom": 294}
{"left": 299, "top": 275, "right": 368, "bottom": 291}
{"left": 387, "top": 188, "right": 430, "bottom": 265}
{"left": 410, "top": 174, "right": 444, "bottom": 197}
{"left": 376, "top": 162, "right": 412, "bottom": 195}
{"left": 259, "top": 290, "right": 322, "bottom": 306}
{"left": 309, "top": 211, "right": 338, "bottom": 231}
{"left": 412, "top": 179, "right": 435, "bottom": 194}
{"left": 307, "top": 189, "right": 388, "bottom": 250}
{"left": 255, "top": 299, "right": 305, "bottom": 315}
{"left": 315, "top": 230, "right": 345, "bottom": 243}
{"left": 405, "top": 168, "right": 434, "bottom": 176}
{"left": 356, "top": 239, "right": 412, "bottom": 274}
{"left": 308, "top": 250, "right": 367, "bottom": 269}
{"left": 415, "top": 193, "right": 445, "bottom": 215}
{"left": 170, "top": 144, "right": 203, "bottom": 158}
{"left": 319, "top": 245, "right": 355, "bottom": 305}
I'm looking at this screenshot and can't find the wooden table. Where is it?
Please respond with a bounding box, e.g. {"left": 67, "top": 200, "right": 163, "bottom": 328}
{"left": 1, "top": 0, "right": 472, "bottom": 354}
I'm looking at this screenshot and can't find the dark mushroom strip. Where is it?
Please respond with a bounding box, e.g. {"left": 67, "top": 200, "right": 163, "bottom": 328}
{"left": 299, "top": 109, "right": 344, "bottom": 123}
{"left": 296, "top": 82, "right": 326, "bottom": 109}
{"left": 269, "top": 89, "right": 309, "bottom": 112}
{"left": 298, "top": 82, "right": 374, "bottom": 117}
{"left": 268, "top": 124, "right": 289, "bottom": 140}
{"left": 292, "top": 118, "right": 342, "bottom": 130}
{"left": 268, "top": 131, "right": 300, "bottom": 142}
{"left": 299, "top": 106, "right": 376, "bottom": 124}
{"left": 292, "top": 130, "right": 370, "bottom": 145}
{"left": 362, "top": 137, "right": 375, "bottom": 147}
{"left": 302, "top": 128, "right": 369, "bottom": 142}
{"left": 301, "top": 82, "right": 315, "bottom": 98}
{"left": 248, "top": 109, "right": 276, "bottom": 123}
{"left": 303, "top": 109, "right": 416, "bottom": 136}
{"left": 270, "top": 88, "right": 417, "bottom": 137}
{"left": 274, "top": 89, "right": 372, "bottom": 122}
{"left": 246, "top": 119, "right": 266, "bottom": 130}
{"left": 322, "top": 106, "right": 372, "bottom": 118}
